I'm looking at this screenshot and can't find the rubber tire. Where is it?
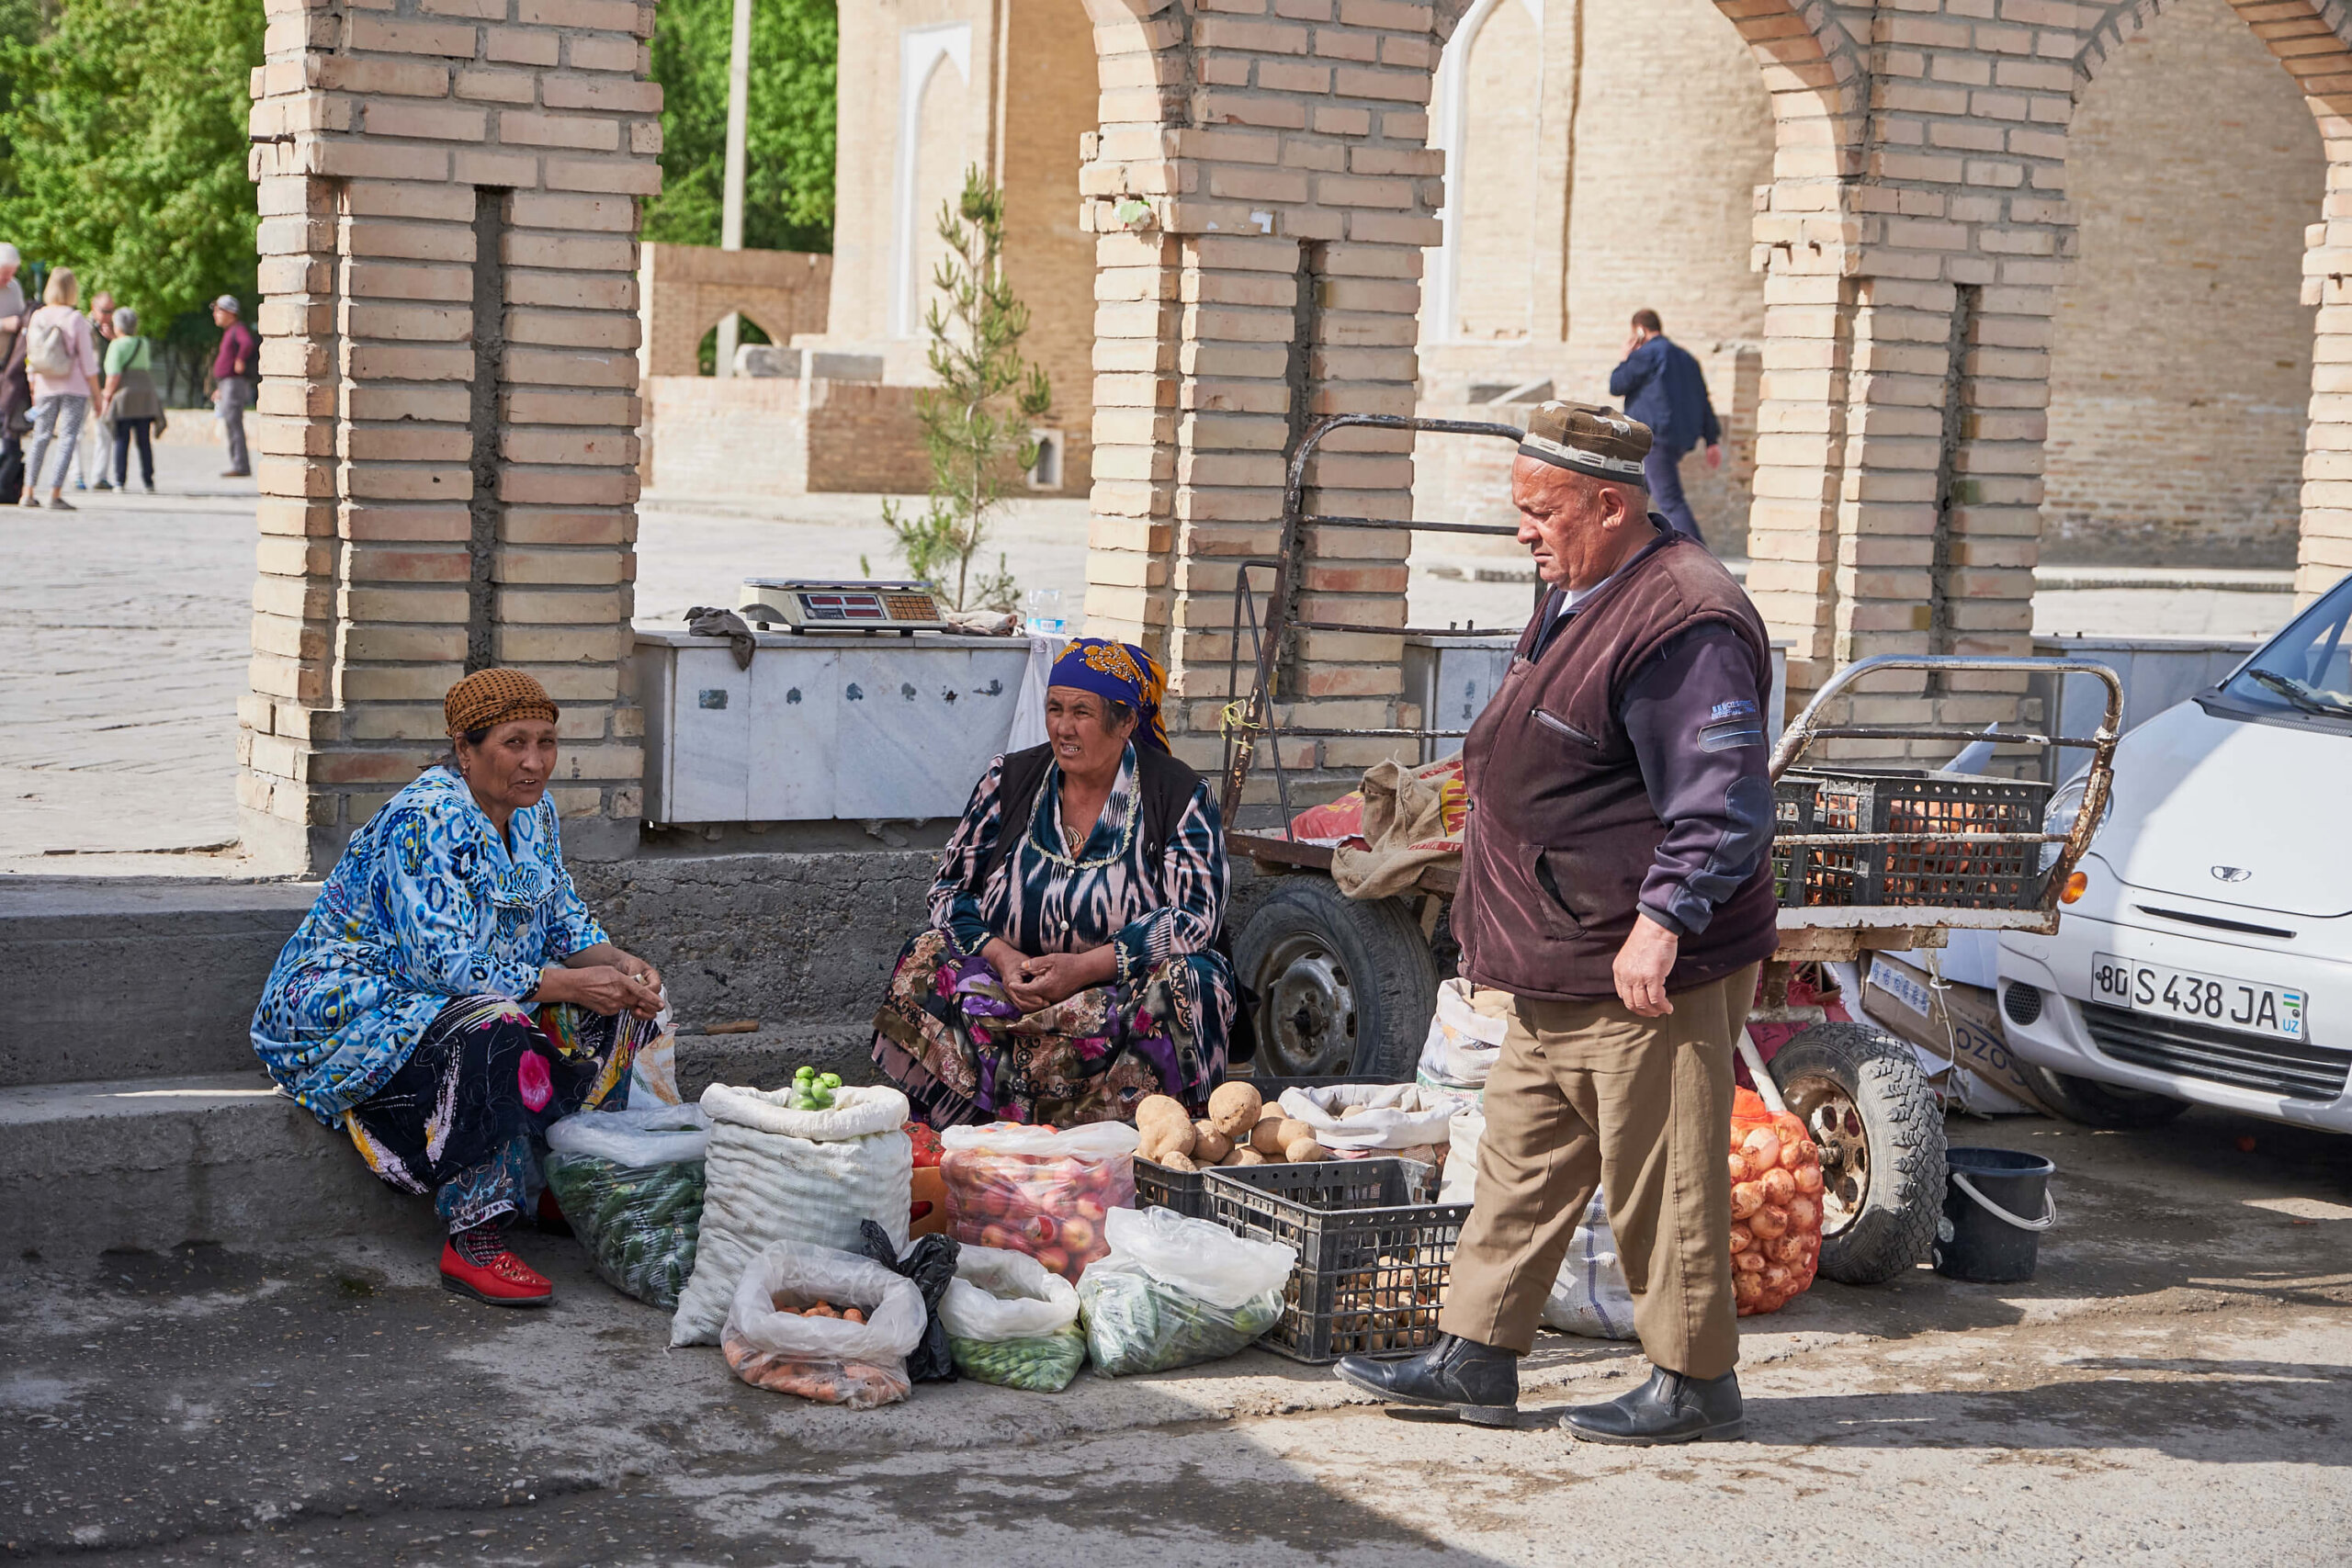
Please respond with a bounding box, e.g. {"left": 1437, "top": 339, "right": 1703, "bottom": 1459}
{"left": 1769, "top": 1021, "right": 1947, "bottom": 1287}
{"left": 2011, "top": 1059, "right": 2189, "bottom": 1129}
{"left": 1233, "top": 874, "right": 1439, "bottom": 1078}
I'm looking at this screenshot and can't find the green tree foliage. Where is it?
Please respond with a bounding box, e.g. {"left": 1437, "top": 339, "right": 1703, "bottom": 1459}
{"left": 0, "top": 0, "right": 262, "bottom": 377}
{"left": 644, "top": 0, "right": 835, "bottom": 254}
{"left": 881, "top": 169, "right": 1052, "bottom": 614}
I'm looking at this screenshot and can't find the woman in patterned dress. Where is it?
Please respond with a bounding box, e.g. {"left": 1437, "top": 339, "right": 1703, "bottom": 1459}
{"left": 251, "top": 669, "right": 669, "bottom": 1307}
{"left": 872, "top": 638, "right": 1238, "bottom": 1130}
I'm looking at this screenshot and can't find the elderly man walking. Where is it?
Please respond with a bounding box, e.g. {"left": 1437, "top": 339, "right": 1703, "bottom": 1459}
{"left": 1608, "top": 310, "right": 1723, "bottom": 547}
{"left": 1334, "top": 402, "right": 1778, "bottom": 1443}
{"left": 209, "top": 294, "right": 256, "bottom": 479}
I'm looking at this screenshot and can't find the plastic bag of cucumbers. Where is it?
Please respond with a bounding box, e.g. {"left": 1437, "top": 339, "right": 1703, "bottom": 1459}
{"left": 938, "top": 1245, "right": 1086, "bottom": 1392}
{"left": 544, "top": 1102, "right": 714, "bottom": 1309}
{"left": 1077, "top": 1207, "right": 1295, "bottom": 1377}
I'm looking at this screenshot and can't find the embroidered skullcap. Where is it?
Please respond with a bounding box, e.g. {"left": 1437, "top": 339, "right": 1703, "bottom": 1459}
{"left": 1519, "top": 400, "right": 1653, "bottom": 483}
{"left": 444, "top": 668, "right": 559, "bottom": 739}
{"left": 1047, "top": 637, "right": 1170, "bottom": 753}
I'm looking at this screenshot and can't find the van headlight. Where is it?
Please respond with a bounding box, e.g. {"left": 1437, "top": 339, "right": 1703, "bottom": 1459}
{"left": 2041, "top": 768, "right": 2109, "bottom": 871}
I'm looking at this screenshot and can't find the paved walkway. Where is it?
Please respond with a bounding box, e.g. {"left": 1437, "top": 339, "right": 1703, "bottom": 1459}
{"left": 0, "top": 465, "right": 2312, "bottom": 868}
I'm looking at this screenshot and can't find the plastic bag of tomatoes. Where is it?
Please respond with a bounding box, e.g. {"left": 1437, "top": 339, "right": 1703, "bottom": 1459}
{"left": 1726, "top": 1088, "right": 1825, "bottom": 1315}
{"left": 939, "top": 1121, "right": 1139, "bottom": 1283}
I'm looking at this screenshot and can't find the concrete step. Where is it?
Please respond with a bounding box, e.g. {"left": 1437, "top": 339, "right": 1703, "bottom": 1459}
{"left": 2, "top": 879, "right": 314, "bottom": 1089}
{"left": 1, "top": 1023, "right": 886, "bottom": 1260}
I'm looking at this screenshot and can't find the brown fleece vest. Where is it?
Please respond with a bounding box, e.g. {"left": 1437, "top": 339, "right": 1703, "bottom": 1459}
{"left": 1454, "top": 533, "right": 1779, "bottom": 1001}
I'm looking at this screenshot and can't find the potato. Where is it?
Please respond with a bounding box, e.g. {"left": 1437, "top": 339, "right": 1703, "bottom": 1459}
{"left": 1192, "top": 1122, "right": 1233, "bottom": 1164}
{"left": 1274, "top": 1118, "right": 1314, "bottom": 1149}
{"left": 1250, "top": 1118, "right": 1290, "bottom": 1157}
{"left": 1229, "top": 1148, "right": 1267, "bottom": 1166}
{"left": 1205, "top": 1081, "right": 1264, "bottom": 1138}
{"left": 1157, "top": 1149, "right": 1198, "bottom": 1172}
{"left": 1135, "top": 1095, "right": 1195, "bottom": 1162}
{"left": 1283, "top": 1136, "right": 1329, "bottom": 1163}
{"left": 1340, "top": 1104, "right": 1371, "bottom": 1120}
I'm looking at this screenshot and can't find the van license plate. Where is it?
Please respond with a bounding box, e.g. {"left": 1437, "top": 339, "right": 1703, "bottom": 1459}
{"left": 2090, "top": 954, "right": 2307, "bottom": 1042}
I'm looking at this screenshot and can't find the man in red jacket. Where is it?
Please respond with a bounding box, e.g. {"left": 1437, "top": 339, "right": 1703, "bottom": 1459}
{"left": 1335, "top": 401, "right": 1778, "bottom": 1443}
{"left": 209, "top": 295, "right": 256, "bottom": 479}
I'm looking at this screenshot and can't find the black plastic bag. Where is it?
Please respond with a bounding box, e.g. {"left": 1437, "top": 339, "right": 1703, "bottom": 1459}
{"left": 859, "top": 1219, "right": 960, "bottom": 1383}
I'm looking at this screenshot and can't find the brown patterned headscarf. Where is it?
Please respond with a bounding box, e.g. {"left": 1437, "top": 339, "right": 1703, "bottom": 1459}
{"left": 445, "top": 668, "right": 559, "bottom": 739}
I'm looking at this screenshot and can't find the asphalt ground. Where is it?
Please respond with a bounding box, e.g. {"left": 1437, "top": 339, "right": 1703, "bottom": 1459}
{"left": 5, "top": 1103, "right": 2347, "bottom": 1566}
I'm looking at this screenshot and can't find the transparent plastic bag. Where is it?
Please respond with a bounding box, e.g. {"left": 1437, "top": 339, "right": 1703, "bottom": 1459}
{"left": 543, "top": 1104, "right": 712, "bottom": 1309}
{"left": 940, "top": 1245, "right": 1085, "bottom": 1392}
{"left": 939, "top": 1122, "right": 1137, "bottom": 1283}
{"left": 1076, "top": 1207, "right": 1295, "bottom": 1376}
{"left": 1416, "top": 977, "right": 1507, "bottom": 1089}
{"left": 720, "top": 1240, "right": 929, "bottom": 1409}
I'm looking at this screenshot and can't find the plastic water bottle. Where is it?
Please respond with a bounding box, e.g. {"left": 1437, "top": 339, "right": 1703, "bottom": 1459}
{"left": 1023, "top": 587, "right": 1067, "bottom": 637}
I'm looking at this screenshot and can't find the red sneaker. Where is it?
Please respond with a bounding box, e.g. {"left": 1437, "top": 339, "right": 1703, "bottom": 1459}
{"left": 439, "top": 1239, "right": 554, "bottom": 1307}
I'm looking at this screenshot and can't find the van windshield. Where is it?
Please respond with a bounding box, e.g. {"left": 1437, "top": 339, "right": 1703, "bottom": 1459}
{"left": 2212, "top": 573, "right": 2352, "bottom": 729}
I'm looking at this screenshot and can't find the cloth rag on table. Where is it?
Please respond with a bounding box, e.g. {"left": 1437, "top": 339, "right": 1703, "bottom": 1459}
{"left": 686, "top": 606, "right": 757, "bottom": 671}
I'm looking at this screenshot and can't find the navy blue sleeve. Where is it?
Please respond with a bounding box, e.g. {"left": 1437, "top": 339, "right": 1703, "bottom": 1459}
{"left": 1619, "top": 626, "right": 1773, "bottom": 937}
{"left": 1608, "top": 341, "right": 1653, "bottom": 400}
{"left": 1698, "top": 388, "right": 1723, "bottom": 447}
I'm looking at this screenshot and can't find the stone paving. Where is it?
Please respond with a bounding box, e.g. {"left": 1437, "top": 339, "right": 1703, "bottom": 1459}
{"left": 0, "top": 457, "right": 2311, "bottom": 870}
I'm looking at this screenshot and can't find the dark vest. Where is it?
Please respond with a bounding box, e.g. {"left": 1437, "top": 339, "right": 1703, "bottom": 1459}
{"left": 1455, "top": 533, "right": 1780, "bottom": 1001}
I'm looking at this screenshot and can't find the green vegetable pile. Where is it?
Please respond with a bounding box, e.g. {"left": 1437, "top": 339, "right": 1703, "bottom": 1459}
{"left": 786, "top": 1065, "right": 842, "bottom": 1111}
{"left": 1078, "top": 1267, "right": 1283, "bottom": 1377}
{"left": 947, "top": 1325, "right": 1087, "bottom": 1393}
{"left": 544, "top": 1151, "right": 707, "bottom": 1309}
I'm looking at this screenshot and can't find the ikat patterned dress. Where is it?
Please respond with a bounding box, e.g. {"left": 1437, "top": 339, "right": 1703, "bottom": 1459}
{"left": 872, "top": 742, "right": 1238, "bottom": 1129}
{"left": 251, "top": 765, "right": 656, "bottom": 1231}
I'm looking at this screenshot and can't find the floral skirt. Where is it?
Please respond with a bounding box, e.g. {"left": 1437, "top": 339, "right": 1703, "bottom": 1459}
{"left": 871, "top": 928, "right": 1229, "bottom": 1130}
{"left": 345, "top": 996, "right": 653, "bottom": 1233}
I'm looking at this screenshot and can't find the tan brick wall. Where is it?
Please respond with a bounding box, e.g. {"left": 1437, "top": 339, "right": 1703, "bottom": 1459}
{"left": 644, "top": 374, "right": 931, "bottom": 495}
{"left": 2044, "top": 0, "right": 2324, "bottom": 567}
{"left": 638, "top": 242, "right": 831, "bottom": 378}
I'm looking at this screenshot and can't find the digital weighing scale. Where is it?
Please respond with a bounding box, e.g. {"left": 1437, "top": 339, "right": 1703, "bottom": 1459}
{"left": 737, "top": 578, "right": 948, "bottom": 634}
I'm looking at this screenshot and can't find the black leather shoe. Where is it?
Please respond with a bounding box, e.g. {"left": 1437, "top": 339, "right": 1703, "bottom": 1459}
{"left": 1333, "top": 1333, "right": 1519, "bottom": 1427}
{"left": 1563, "top": 1364, "right": 1745, "bottom": 1444}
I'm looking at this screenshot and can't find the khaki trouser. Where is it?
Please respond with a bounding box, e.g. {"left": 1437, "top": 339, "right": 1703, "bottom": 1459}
{"left": 1438, "top": 964, "right": 1758, "bottom": 1379}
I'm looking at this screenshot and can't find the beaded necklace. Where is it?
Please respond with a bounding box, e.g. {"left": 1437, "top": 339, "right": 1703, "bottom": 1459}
{"left": 1023, "top": 756, "right": 1139, "bottom": 872}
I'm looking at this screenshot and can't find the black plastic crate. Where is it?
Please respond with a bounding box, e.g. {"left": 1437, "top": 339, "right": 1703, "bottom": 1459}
{"left": 1137, "top": 1077, "right": 1417, "bottom": 1217}
{"left": 1772, "top": 768, "right": 2052, "bottom": 910}
{"left": 1201, "top": 1157, "right": 1466, "bottom": 1364}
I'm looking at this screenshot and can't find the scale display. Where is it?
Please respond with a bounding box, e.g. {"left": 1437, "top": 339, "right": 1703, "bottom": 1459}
{"left": 737, "top": 578, "right": 949, "bottom": 634}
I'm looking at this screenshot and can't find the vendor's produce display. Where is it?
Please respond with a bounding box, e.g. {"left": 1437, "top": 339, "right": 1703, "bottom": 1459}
{"left": 907, "top": 1121, "right": 948, "bottom": 1238}
{"left": 1729, "top": 1088, "right": 1824, "bottom": 1315}
{"left": 940, "top": 1121, "right": 1137, "bottom": 1282}
{"left": 1274, "top": 1082, "right": 1454, "bottom": 1172}
{"left": 1203, "top": 1157, "right": 1466, "bottom": 1364}
{"left": 784, "top": 1065, "right": 842, "bottom": 1111}
{"left": 721, "top": 1240, "right": 929, "bottom": 1409}
{"left": 1134, "top": 1084, "right": 1279, "bottom": 1213}
{"left": 1077, "top": 1206, "right": 1295, "bottom": 1377}
{"left": 939, "top": 1245, "right": 1087, "bottom": 1392}
{"left": 670, "top": 1083, "right": 914, "bottom": 1347}
{"left": 543, "top": 1103, "right": 713, "bottom": 1310}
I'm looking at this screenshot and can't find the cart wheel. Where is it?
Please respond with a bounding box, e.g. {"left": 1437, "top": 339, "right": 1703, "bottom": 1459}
{"left": 2011, "top": 1061, "right": 2189, "bottom": 1129}
{"left": 1769, "top": 1021, "right": 1946, "bottom": 1286}
{"left": 1234, "top": 875, "right": 1439, "bottom": 1079}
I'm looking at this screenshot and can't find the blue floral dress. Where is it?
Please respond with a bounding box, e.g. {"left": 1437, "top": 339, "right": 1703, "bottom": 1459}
{"left": 871, "top": 743, "right": 1237, "bottom": 1128}
{"left": 252, "top": 766, "right": 648, "bottom": 1231}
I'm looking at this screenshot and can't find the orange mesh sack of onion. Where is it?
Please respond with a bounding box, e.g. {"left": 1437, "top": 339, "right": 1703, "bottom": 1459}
{"left": 1727, "top": 1088, "right": 1824, "bottom": 1316}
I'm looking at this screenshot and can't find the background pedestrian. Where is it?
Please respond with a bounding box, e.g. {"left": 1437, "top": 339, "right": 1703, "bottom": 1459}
{"left": 0, "top": 243, "right": 27, "bottom": 502}
{"left": 99, "top": 304, "right": 160, "bottom": 493}
{"left": 1608, "top": 310, "right": 1724, "bottom": 548}
{"left": 19, "top": 265, "right": 100, "bottom": 510}
{"left": 75, "top": 287, "right": 115, "bottom": 491}
{"left": 209, "top": 294, "right": 254, "bottom": 479}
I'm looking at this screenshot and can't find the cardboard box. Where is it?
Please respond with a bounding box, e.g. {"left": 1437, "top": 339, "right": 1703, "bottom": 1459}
{"left": 1861, "top": 953, "right": 2052, "bottom": 1116}
{"left": 909, "top": 1166, "right": 948, "bottom": 1238}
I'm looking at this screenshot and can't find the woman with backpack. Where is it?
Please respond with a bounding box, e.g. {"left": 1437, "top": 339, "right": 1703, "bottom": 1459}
{"left": 97, "top": 305, "right": 161, "bottom": 493}
{"left": 18, "top": 265, "right": 100, "bottom": 511}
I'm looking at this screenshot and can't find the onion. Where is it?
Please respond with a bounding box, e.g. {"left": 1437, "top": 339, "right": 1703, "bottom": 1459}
{"left": 1734, "top": 1248, "right": 1766, "bottom": 1274}
{"left": 1742, "top": 1128, "right": 1782, "bottom": 1170}
{"left": 1787, "top": 1194, "right": 1818, "bottom": 1231}
{"left": 1728, "top": 1223, "right": 1754, "bottom": 1255}
{"left": 1732, "top": 1271, "right": 1762, "bottom": 1303}
{"left": 1759, "top": 1168, "right": 1796, "bottom": 1207}
{"left": 1760, "top": 1264, "right": 1792, "bottom": 1292}
{"left": 1771, "top": 1111, "right": 1808, "bottom": 1149}
{"left": 1793, "top": 1162, "right": 1824, "bottom": 1195}
{"left": 1730, "top": 1180, "right": 1764, "bottom": 1220}
{"left": 1781, "top": 1137, "right": 1811, "bottom": 1171}
{"left": 1727, "top": 1152, "right": 1751, "bottom": 1185}
{"left": 1768, "top": 1233, "right": 1806, "bottom": 1265}
{"left": 1749, "top": 1204, "right": 1789, "bottom": 1240}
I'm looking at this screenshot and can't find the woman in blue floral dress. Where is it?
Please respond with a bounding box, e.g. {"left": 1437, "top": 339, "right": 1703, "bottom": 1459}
{"left": 252, "top": 669, "right": 669, "bottom": 1306}
{"left": 872, "top": 639, "right": 1238, "bottom": 1129}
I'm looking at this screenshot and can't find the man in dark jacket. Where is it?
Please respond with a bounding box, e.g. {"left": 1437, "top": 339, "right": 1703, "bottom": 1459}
{"left": 1608, "top": 309, "right": 1723, "bottom": 547}
{"left": 1334, "top": 401, "right": 1777, "bottom": 1444}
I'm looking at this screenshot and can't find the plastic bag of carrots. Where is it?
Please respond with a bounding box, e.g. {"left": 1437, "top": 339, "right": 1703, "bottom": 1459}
{"left": 721, "top": 1240, "right": 929, "bottom": 1408}
{"left": 1727, "top": 1089, "right": 1825, "bottom": 1316}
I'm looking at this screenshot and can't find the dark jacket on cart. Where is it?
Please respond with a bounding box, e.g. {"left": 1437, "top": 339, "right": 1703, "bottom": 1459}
{"left": 1455, "top": 525, "right": 1779, "bottom": 1001}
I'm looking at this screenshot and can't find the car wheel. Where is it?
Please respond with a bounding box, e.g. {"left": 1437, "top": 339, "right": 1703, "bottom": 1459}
{"left": 2012, "top": 1059, "right": 2189, "bottom": 1129}
{"left": 1233, "top": 876, "right": 1438, "bottom": 1079}
{"left": 1769, "top": 1021, "right": 1947, "bottom": 1286}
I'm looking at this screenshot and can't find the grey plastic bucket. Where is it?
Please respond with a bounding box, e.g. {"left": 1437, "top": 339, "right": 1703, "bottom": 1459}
{"left": 1932, "top": 1146, "right": 2055, "bottom": 1282}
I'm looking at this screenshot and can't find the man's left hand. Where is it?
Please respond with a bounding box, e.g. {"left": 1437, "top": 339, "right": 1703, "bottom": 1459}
{"left": 1613, "top": 915, "right": 1679, "bottom": 1017}
{"left": 1705, "top": 443, "right": 1724, "bottom": 470}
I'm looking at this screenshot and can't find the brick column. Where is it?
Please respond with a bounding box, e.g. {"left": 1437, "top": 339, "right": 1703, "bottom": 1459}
{"left": 2280, "top": 5, "right": 2352, "bottom": 598}
{"left": 241, "top": 0, "right": 659, "bottom": 873}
